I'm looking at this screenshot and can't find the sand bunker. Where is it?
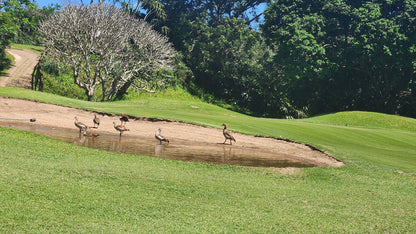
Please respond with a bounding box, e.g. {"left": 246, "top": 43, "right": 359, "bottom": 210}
{"left": 0, "top": 97, "right": 343, "bottom": 167}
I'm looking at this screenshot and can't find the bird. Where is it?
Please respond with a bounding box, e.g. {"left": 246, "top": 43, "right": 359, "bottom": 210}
{"left": 155, "top": 128, "right": 169, "bottom": 144}
{"left": 113, "top": 122, "right": 129, "bottom": 136}
{"left": 92, "top": 114, "right": 100, "bottom": 128}
{"left": 74, "top": 116, "right": 88, "bottom": 134}
{"left": 222, "top": 123, "right": 236, "bottom": 145}
{"left": 119, "top": 113, "right": 129, "bottom": 126}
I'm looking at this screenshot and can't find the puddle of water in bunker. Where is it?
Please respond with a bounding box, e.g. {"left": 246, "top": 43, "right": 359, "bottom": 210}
{"left": 1, "top": 122, "right": 316, "bottom": 168}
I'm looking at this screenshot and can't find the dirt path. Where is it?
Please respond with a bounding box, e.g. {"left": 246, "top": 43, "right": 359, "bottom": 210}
{"left": 0, "top": 48, "right": 39, "bottom": 88}
{"left": 0, "top": 47, "right": 343, "bottom": 168}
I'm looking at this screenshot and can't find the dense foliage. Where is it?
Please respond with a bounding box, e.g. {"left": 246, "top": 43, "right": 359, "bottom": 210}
{"left": 1, "top": 0, "right": 30, "bottom": 70}
{"left": 159, "top": 0, "right": 416, "bottom": 118}
{"left": 160, "top": 0, "right": 295, "bottom": 117}
{"left": 262, "top": 0, "right": 416, "bottom": 117}
{"left": 0, "top": 0, "right": 58, "bottom": 71}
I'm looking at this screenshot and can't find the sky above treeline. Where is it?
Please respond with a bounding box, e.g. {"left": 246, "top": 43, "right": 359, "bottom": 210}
{"left": 36, "top": 0, "right": 63, "bottom": 7}
{"left": 35, "top": 0, "right": 267, "bottom": 14}
{"left": 34, "top": 0, "right": 267, "bottom": 29}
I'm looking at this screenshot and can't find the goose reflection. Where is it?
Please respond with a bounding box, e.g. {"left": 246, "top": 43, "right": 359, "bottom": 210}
{"left": 154, "top": 144, "right": 165, "bottom": 157}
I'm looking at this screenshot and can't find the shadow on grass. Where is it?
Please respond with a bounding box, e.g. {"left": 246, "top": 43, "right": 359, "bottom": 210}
{"left": 0, "top": 55, "right": 12, "bottom": 77}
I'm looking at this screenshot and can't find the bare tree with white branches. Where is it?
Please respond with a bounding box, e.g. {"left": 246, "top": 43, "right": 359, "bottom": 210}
{"left": 39, "top": 3, "right": 175, "bottom": 101}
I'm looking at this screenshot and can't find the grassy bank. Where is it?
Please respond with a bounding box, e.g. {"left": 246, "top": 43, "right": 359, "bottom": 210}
{"left": 10, "top": 43, "right": 44, "bottom": 53}
{"left": 1, "top": 87, "right": 416, "bottom": 232}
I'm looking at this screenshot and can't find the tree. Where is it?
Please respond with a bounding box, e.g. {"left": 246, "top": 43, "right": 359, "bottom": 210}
{"left": 182, "top": 17, "right": 294, "bottom": 117}
{"left": 39, "top": 3, "right": 175, "bottom": 101}
{"left": 0, "top": 0, "right": 33, "bottom": 66}
{"left": 155, "top": 0, "right": 289, "bottom": 116}
{"left": 87, "top": 0, "right": 167, "bottom": 30}
{"left": 262, "top": 0, "right": 416, "bottom": 117}
{"left": 117, "top": 0, "right": 166, "bottom": 20}
{"left": 160, "top": 0, "right": 269, "bottom": 47}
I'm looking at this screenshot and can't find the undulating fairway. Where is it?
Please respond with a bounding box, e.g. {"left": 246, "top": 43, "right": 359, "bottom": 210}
{"left": 1, "top": 87, "right": 415, "bottom": 232}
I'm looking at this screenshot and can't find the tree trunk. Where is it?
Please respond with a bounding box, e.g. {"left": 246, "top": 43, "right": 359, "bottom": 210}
{"left": 114, "top": 79, "right": 133, "bottom": 100}
{"left": 86, "top": 88, "right": 95, "bottom": 101}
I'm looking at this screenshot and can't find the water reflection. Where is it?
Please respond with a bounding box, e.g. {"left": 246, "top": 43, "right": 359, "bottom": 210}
{"left": 1, "top": 123, "right": 316, "bottom": 168}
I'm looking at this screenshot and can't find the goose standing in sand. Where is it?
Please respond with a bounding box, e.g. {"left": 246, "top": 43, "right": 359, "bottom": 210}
{"left": 113, "top": 122, "right": 129, "bottom": 136}
{"left": 222, "top": 123, "right": 236, "bottom": 145}
{"left": 119, "top": 113, "right": 129, "bottom": 126}
{"left": 92, "top": 114, "right": 100, "bottom": 128}
{"left": 74, "top": 116, "right": 88, "bottom": 134}
{"left": 155, "top": 128, "right": 169, "bottom": 144}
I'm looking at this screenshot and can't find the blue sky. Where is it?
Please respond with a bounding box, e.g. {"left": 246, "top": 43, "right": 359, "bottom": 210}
{"left": 36, "top": 0, "right": 67, "bottom": 7}
{"left": 36, "top": 0, "right": 267, "bottom": 13}
{"left": 35, "top": 0, "right": 267, "bottom": 29}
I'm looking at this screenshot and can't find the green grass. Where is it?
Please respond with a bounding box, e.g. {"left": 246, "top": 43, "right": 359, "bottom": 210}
{"left": 1, "top": 87, "right": 416, "bottom": 232}
{"left": 305, "top": 111, "right": 416, "bottom": 131}
{"left": 10, "top": 43, "right": 44, "bottom": 53}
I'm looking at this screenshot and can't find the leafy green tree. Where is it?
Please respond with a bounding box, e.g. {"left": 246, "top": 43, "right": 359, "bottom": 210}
{"left": 0, "top": 0, "right": 34, "bottom": 69}
{"left": 182, "top": 17, "right": 294, "bottom": 116}
{"left": 160, "top": 0, "right": 269, "bottom": 47}
{"left": 0, "top": 0, "right": 58, "bottom": 49}
{"left": 159, "top": 0, "right": 289, "bottom": 116}
{"left": 14, "top": 3, "right": 60, "bottom": 45}
{"left": 262, "top": 0, "right": 416, "bottom": 117}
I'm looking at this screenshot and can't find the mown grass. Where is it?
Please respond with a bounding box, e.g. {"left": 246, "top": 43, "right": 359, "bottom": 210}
{"left": 305, "top": 111, "right": 416, "bottom": 131}
{"left": 1, "top": 87, "right": 416, "bottom": 232}
{"left": 10, "top": 43, "right": 44, "bottom": 53}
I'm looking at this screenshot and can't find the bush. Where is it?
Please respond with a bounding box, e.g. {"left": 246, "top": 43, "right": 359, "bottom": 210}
{"left": 43, "top": 72, "right": 86, "bottom": 100}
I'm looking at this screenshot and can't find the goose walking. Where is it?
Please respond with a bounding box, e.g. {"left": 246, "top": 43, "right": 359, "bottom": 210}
{"left": 222, "top": 123, "right": 236, "bottom": 145}
{"left": 155, "top": 128, "right": 169, "bottom": 144}
{"left": 74, "top": 116, "right": 88, "bottom": 134}
{"left": 113, "top": 122, "right": 129, "bottom": 136}
{"left": 92, "top": 114, "right": 100, "bottom": 128}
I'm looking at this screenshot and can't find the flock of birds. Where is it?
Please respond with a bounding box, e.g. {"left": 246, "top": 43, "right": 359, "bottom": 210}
{"left": 74, "top": 114, "right": 236, "bottom": 145}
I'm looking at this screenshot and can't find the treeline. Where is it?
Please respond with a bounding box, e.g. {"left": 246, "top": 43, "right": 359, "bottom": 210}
{"left": 1, "top": 0, "right": 415, "bottom": 118}
{"left": 262, "top": 0, "right": 416, "bottom": 118}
